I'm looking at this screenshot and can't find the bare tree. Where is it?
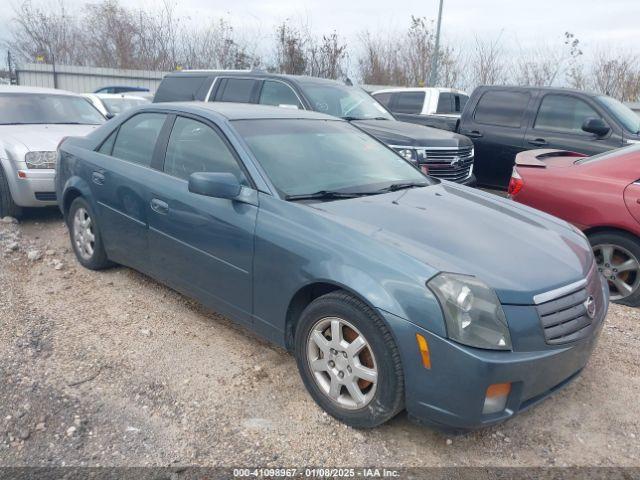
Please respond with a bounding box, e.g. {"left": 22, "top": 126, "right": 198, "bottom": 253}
{"left": 468, "top": 34, "right": 508, "bottom": 88}
{"left": 274, "top": 21, "right": 307, "bottom": 75}
{"left": 591, "top": 50, "right": 640, "bottom": 101}
{"left": 307, "top": 32, "right": 348, "bottom": 79}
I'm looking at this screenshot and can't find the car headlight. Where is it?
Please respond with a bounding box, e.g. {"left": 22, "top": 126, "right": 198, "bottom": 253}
{"left": 428, "top": 273, "right": 512, "bottom": 350}
{"left": 396, "top": 148, "right": 416, "bottom": 161}
{"left": 25, "top": 151, "right": 57, "bottom": 169}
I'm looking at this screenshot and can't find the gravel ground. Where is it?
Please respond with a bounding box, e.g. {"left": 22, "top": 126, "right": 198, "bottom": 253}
{"left": 0, "top": 209, "right": 638, "bottom": 468}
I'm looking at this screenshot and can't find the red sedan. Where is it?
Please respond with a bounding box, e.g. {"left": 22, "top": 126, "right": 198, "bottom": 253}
{"left": 509, "top": 145, "right": 640, "bottom": 306}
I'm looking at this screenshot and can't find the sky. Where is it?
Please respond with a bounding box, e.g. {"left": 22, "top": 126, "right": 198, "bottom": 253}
{"left": 1, "top": 0, "right": 639, "bottom": 64}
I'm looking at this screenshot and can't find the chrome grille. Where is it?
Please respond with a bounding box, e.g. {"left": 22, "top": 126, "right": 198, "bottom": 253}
{"left": 535, "top": 265, "right": 602, "bottom": 345}
{"left": 421, "top": 147, "right": 474, "bottom": 183}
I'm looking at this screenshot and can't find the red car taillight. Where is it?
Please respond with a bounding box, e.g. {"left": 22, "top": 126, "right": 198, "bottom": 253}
{"left": 508, "top": 168, "right": 524, "bottom": 197}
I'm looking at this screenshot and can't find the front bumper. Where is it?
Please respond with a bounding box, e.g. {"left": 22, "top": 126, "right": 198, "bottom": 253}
{"left": 8, "top": 169, "right": 57, "bottom": 207}
{"left": 378, "top": 277, "right": 607, "bottom": 430}
{"left": 460, "top": 173, "right": 477, "bottom": 187}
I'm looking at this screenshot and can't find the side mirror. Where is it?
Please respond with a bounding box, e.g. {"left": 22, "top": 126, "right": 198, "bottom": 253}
{"left": 582, "top": 117, "right": 610, "bottom": 137}
{"left": 188, "top": 172, "right": 241, "bottom": 199}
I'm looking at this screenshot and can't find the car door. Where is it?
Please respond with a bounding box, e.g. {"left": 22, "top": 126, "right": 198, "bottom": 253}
{"left": 524, "top": 93, "right": 620, "bottom": 155}
{"left": 459, "top": 89, "right": 533, "bottom": 189}
{"left": 147, "top": 114, "right": 258, "bottom": 323}
{"left": 91, "top": 112, "right": 169, "bottom": 271}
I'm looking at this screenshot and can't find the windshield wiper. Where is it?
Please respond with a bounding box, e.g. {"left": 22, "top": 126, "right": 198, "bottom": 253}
{"left": 341, "top": 116, "right": 389, "bottom": 121}
{"left": 285, "top": 190, "right": 368, "bottom": 201}
{"left": 373, "top": 182, "right": 429, "bottom": 193}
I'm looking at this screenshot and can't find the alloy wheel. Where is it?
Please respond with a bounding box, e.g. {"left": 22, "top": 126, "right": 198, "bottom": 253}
{"left": 593, "top": 243, "right": 640, "bottom": 301}
{"left": 73, "top": 207, "right": 96, "bottom": 261}
{"left": 306, "top": 316, "right": 378, "bottom": 410}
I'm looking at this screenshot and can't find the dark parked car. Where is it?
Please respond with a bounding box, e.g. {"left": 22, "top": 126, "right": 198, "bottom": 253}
{"left": 153, "top": 71, "right": 476, "bottom": 185}
{"left": 56, "top": 102, "right": 607, "bottom": 430}
{"left": 458, "top": 86, "right": 640, "bottom": 189}
{"left": 94, "top": 86, "right": 150, "bottom": 94}
{"left": 509, "top": 146, "right": 640, "bottom": 306}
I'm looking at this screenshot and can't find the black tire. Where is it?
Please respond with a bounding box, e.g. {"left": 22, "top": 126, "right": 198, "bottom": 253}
{"left": 0, "top": 165, "right": 23, "bottom": 219}
{"left": 68, "top": 197, "right": 112, "bottom": 270}
{"left": 589, "top": 230, "right": 640, "bottom": 307}
{"left": 294, "top": 290, "right": 404, "bottom": 428}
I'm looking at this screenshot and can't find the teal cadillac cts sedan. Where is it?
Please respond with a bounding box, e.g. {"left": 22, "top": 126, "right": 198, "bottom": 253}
{"left": 56, "top": 103, "right": 608, "bottom": 430}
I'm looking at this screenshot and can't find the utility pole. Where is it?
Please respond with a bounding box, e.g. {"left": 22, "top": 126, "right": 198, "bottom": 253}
{"left": 428, "top": 0, "right": 444, "bottom": 87}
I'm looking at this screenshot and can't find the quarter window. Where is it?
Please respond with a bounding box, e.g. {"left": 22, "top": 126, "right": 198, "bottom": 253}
{"left": 111, "top": 113, "right": 166, "bottom": 166}
{"left": 474, "top": 91, "right": 530, "bottom": 128}
{"left": 436, "top": 93, "right": 453, "bottom": 114}
{"left": 393, "top": 92, "right": 425, "bottom": 114}
{"left": 259, "top": 81, "right": 302, "bottom": 108}
{"left": 534, "top": 95, "right": 601, "bottom": 133}
{"left": 97, "top": 130, "right": 117, "bottom": 155}
{"left": 372, "top": 92, "right": 392, "bottom": 107}
{"left": 164, "top": 116, "right": 247, "bottom": 184}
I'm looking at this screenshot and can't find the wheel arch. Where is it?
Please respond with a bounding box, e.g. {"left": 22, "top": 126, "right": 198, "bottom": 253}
{"left": 583, "top": 225, "right": 640, "bottom": 240}
{"left": 60, "top": 176, "right": 93, "bottom": 220}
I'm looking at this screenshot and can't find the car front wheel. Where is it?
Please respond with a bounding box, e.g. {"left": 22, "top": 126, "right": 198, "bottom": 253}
{"left": 294, "top": 291, "right": 404, "bottom": 428}
{"left": 590, "top": 231, "right": 640, "bottom": 307}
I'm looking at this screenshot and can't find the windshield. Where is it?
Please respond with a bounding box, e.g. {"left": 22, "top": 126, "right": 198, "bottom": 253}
{"left": 0, "top": 93, "right": 105, "bottom": 125}
{"left": 101, "top": 97, "right": 149, "bottom": 115}
{"left": 302, "top": 84, "right": 395, "bottom": 121}
{"left": 596, "top": 95, "right": 640, "bottom": 134}
{"left": 233, "top": 119, "right": 430, "bottom": 198}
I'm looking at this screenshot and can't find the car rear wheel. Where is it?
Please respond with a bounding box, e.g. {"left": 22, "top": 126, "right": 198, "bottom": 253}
{"left": 589, "top": 231, "right": 640, "bottom": 307}
{"left": 0, "top": 165, "right": 23, "bottom": 219}
{"left": 294, "top": 291, "right": 404, "bottom": 428}
{"left": 68, "top": 197, "right": 112, "bottom": 270}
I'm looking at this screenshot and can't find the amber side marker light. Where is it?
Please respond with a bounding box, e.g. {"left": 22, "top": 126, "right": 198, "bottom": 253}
{"left": 415, "top": 333, "right": 431, "bottom": 369}
{"left": 483, "top": 382, "right": 512, "bottom": 414}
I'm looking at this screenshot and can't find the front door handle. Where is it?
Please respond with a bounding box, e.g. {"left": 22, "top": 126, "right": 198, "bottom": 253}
{"left": 92, "top": 172, "right": 105, "bottom": 185}
{"left": 466, "top": 130, "right": 483, "bottom": 139}
{"left": 528, "top": 138, "right": 548, "bottom": 147}
{"left": 150, "top": 198, "right": 169, "bottom": 215}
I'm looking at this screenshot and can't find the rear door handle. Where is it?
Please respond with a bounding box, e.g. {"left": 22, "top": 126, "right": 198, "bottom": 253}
{"left": 466, "top": 130, "right": 483, "bottom": 139}
{"left": 92, "top": 172, "right": 105, "bottom": 185}
{"left": 150, "top": 198, "right": 169, "bottom": 215}
{"left": 528, "top": 138, "right": 548, "bottom": 147}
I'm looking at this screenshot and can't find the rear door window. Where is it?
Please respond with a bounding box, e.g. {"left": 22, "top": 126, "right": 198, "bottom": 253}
{"left": 474, "top": 90, "right": 530, "bottom": 128}
{"left": 215, "top": 78, "right": 258, "bottom": 103}
{"left": 258, "top": 81, "right": 302, "bottom": 108}
{"left": 111, "top": 113, "right": 166, "bottom": 166}
{"left": 154, "top": 76, "right": 206, "bottom": 102}
{"left": 455, "top": 94, "right": 469, "bottom": 113}
{"left": 393, "top": 92, "right": 425, "bottom": 114}
{"left": 436, "top": 93, "right": 453, "bottom": 114}
{"left": 534, "top": 94, "right": 601, "bottom": 134}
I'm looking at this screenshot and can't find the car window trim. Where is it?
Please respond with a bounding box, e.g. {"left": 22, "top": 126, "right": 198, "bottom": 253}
{"left": 472, "top": 90, "right": 531, "bottom": 129}
{"left": 159, "top": 111, "right": 257, "bottom": 189}
{"left": 532, "top": 93, "right": 607, "bottom": 136}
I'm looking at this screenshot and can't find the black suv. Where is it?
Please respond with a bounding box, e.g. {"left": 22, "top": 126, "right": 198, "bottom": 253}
{"left": 458, "top": 86, "right": 640, "bottom": 189}
{"left": 154, "top": 71, "right": 476, "bottom": 185}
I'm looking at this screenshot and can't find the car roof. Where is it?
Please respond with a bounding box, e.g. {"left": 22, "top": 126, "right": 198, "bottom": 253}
{"left": 163, "top": 70, "right": 346, "bottom": 88}
{"left": 0, "top": 85, "right": 80, "bottom": 96}
{"left": 372, "top": 87, "right": 468, "bottom": 95}
{"left": 476, "top": 85, "right": 600, "bottom": 97}
{"left": 147, "top": 101, "right": 340, "bottom": 121}
{"left": 92, "top": 93, "right": 149, "bottom": 100}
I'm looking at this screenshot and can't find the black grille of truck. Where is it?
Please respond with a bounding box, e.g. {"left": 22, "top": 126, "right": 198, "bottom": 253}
{"left": 420, "top": 147, "right": 474, "bottom": 183}
{"left": 535, "top": 267, "right": 601, "bottom": 345}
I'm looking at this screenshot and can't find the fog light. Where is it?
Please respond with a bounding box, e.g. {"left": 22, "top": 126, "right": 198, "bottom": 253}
{"left": 482, "top": 382, "right": 511, "bottom": 414}
{"left": 415, "top": 333, "right": 431, "bottom": 369}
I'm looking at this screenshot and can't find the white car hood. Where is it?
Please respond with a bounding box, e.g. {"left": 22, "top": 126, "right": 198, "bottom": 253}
{"left": 0, "top": 124, "right": 99, "bottom": 152}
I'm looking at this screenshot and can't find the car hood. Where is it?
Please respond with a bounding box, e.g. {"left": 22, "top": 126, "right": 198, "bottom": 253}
{"left": 309, "top": 182, "right": 593, "bottom": 305}
{"left": 351, "top": 119, "right": 473, "bottom": 148}
{"left": 0, "top": 124, "right": 99, "bottom": 154}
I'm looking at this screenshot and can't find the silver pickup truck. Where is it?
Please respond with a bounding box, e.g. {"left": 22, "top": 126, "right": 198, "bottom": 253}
{"left": 0, "top": 86, "right": 105, "bottom": 217}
